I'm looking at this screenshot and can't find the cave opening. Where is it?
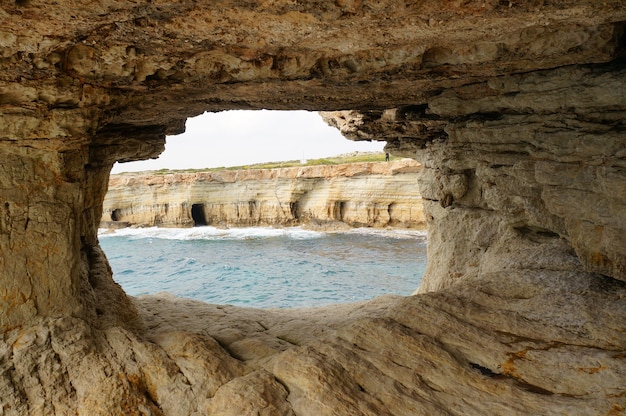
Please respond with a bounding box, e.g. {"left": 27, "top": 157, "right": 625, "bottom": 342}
{"left": 100, "top": 110, "right": 428, "bottom": 309}
{"left": 110, "top": 209, "right": 121, "bottom": 221}
{"left": 3, "top": 6, "right": 625, "bottom": 412}
{"left": 191, "top": 203, "right": 207, "bottom": 226}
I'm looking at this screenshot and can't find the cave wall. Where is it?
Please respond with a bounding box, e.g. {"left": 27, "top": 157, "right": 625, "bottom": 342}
{"left": 325, "top": 62, "right": 626, "bottom": 292}
{"left": 418, "top": 64, "right": 626, "bottom": 291}
{"left": 1, "top": 1, "right": 625, "bottom": 414}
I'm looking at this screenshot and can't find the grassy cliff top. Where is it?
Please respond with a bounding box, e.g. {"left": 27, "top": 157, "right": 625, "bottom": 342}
{"left": 116, "top": 152, "right": 399, "bottom": 175}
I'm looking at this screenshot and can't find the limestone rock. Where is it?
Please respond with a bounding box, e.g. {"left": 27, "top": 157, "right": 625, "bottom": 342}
{"left": 0, "top": 0, "right": 625, "bottom": 415}
{"left": 2, "top": 246, "right": 624, "bottom": 415}
{"left": 101, "top": 160, "right": 424, "bottom": 229}
{"left": 324, "top": 63, "right": 626, "bottom": 288}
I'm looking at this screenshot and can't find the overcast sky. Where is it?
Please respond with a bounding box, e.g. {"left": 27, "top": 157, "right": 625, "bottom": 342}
{"left": 111, "top": 110, "right": 385, "bottom": 173}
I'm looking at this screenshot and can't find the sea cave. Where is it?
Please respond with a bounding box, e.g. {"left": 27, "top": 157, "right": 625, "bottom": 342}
{"left": 0, "top": 1, "right": 625, "bottom": 415}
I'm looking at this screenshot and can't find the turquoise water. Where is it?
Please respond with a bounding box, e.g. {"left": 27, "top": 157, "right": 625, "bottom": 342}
{"left": 99, "top": 226, "right": 427, "bottom": 308}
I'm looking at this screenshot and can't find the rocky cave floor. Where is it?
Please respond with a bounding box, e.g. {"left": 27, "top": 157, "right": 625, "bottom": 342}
{"left": 1, "top": 235, "right": 625, "bottom": 415}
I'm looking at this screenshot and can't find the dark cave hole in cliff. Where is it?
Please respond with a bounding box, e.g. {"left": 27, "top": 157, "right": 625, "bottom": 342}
{"left": 191, "top": 203, "right": 208, "bottom": 226}
{"left": 110, "top": 209, "right": 121, "bottom": 222}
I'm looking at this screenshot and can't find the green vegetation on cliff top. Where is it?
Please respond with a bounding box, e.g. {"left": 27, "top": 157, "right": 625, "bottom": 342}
{"left": 118, "top": 152, "right": 399, "bottom": 175}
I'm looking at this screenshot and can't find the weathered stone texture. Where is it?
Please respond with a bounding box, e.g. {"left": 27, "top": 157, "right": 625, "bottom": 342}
{"left": 1, "top": 0, "right": 625, "bottom": 415}
{"left": 101, "top": 160, "right": 424, "bottom": 229}
{"left": 326, "top": 62, "right": 626, "bottom": 290}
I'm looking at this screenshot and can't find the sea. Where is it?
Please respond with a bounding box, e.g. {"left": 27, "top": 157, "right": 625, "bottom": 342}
{"left": 98, "top": 226, "right": 428, "bottom": 309}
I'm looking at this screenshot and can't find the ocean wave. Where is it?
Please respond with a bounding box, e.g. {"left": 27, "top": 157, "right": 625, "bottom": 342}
{"left": 337, "top": 227, "right": 428, "bottom": 240}
{"left": 98, "top": 226, "right": 427, "bottom": 241}
{"left": 98, "top": 226, "right": 326, "bottom": 241}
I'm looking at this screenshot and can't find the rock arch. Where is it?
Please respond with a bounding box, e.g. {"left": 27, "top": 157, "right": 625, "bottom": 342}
{"left": 0, "top": 1, "right": 625, "bottom": 414}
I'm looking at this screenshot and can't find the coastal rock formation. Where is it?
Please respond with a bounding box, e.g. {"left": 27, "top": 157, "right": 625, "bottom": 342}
{"left": 1, "top": 1, "right": 625, "bottom": 415}
{"left": 101, "top": 160, "right": 424, "bottom": 229}
{"left": 322, "top": 62, "right": 626, "bottom": 291}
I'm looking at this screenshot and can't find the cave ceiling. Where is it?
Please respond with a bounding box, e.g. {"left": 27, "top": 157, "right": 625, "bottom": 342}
{"left": 1, "top": 1, "right": 624, "bottom": 142}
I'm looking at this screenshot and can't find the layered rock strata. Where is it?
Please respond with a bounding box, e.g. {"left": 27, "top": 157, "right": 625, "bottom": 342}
{"left": 101, "top": 160, "right": 424, "bottom": 229}
{"left": 0, "top": 1, "right": 625, "bottom": 415}
{"left": 322, "top": 62, "right": 626, "bottom": 291}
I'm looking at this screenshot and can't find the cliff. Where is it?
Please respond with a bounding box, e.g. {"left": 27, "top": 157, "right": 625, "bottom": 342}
{"left": 1, "top": 1, "right": 625, "bottom": 415}
{"left": 101, "top": 159, "right": 424, "bottom": 229}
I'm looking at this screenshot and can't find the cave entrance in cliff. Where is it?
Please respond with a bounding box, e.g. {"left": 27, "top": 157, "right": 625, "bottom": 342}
{"left": 191, "top": 204, "right": 208, "bottom": 226}
{"left": 110, "top": 209, "right": 121, "bottom": 222}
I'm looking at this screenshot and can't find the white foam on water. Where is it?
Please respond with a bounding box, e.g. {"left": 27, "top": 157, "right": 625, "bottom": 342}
{"left": 338, "top": 227, "right": 428, "bottom": 240}
{"left": 98, "top": 226, "right": 325, "bottom": 241}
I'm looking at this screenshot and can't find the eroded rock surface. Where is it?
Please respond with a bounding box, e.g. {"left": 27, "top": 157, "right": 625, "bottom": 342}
{"left": 323, "top": 62, "right": 626, "bottom": 290}
{"left": 2, "top": 248, "right": 625, "bottom": 415}
{"left": 101, "top": 160, "right": 424, "bottom": 229}
{"left": 1, "top": 1, "right": 625, "bottom": 415}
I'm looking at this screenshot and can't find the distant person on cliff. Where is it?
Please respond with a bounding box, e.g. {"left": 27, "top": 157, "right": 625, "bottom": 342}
{"left": 385, "top": 152, "right": 390, "bottom": 162}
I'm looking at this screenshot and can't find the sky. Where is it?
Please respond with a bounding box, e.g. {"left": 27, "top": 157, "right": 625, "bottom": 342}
{"left": 111, "top": 110, "right": 386, "bottom": 173}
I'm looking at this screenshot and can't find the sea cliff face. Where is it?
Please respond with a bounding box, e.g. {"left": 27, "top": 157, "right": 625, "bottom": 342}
{"left": 1, "top": 1, "right": 625, "bottom": 415}
{"left": 102, "top": 160, "right": 424, "bottom": 229}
